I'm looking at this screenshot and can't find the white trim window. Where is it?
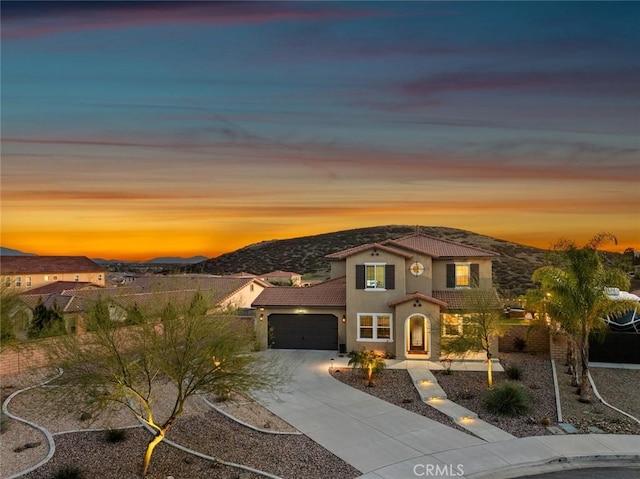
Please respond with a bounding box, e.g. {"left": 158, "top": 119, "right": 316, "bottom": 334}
{"left": 357, "top": 313, "right": 393, "bottom": 341}
{"left": 442, "top": 314, "right": 464, "bottom": 337}
{"left": 365, "top": 263, "right": 386, "bottom": 290}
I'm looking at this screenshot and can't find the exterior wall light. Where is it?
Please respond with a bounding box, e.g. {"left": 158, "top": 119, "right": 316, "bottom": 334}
{"left": 342, "top": 315, "right": 346, "bottom": 323}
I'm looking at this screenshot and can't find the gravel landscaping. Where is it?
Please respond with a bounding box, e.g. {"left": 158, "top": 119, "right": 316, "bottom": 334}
{"left": 332, "top": 352, "right": 558, "bottom": 438}
{"left": 556, "top": 364, "right": 640, "bottom": 435}
{"left": 332, "top": 352, "right": 640, "bottom": 439}
{"left": 2, "top": 355, "right": 639, "bottom": 479}
{"left": 1, "top": 372, "right": 360, "bottom": 479}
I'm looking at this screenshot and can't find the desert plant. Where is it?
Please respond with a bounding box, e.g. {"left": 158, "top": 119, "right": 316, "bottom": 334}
{"left": 512, "top": 337, "right": 526, "bottom": 352}
{"left": 347, "top": 349, "right": 386, "bottom": 386}
{"left": 43, "top": 294, "right": 286, "bottom": 478}
{"left": 540, "top": 416, "right": 552, "bottom": 426}
{"left": 53, "top": 465, "right": 83, "bottom": 479}
{"left": 505, "top": 364, "right": 522, "bottom": 381}
{"left": 440, "top": 358, "right": 454, "bottom": 375}
{"left": 485, "top": 382, "right": 532, "bottom": 416}
{"left": 105, "top": 428, "right": 127, "bottom": 443}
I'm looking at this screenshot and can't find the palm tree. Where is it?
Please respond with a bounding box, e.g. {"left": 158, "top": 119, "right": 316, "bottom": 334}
{"left": 532, "top": 233, "right": 634, "bottom": 402}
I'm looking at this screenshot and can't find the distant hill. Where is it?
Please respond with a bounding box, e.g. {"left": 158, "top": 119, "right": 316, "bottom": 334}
{"left": 191, "top": 225, "right": 552, "bottom": 297}
{"left": 0, "top": 247, "right": 35, "bottom": 256}
{"left": 147, "top": 256, "right": 209, "bottom": 264}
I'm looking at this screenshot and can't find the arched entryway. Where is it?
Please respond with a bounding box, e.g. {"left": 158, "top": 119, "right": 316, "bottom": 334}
{"left": 405, "top": 314, "right": 430, "bottom": 356}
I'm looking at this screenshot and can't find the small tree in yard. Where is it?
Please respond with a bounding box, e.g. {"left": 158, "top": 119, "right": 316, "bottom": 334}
{"left": 44, "top": 293, "right": 285, "bottom": 477}
{"left": 441, "top": 289, "right": 503, "bottom": 388}
{"left": 347, "top": 349, "right": 386, "bottom": 386}
{"left": 531, "top": 233, "right": 634, "bottom": 403}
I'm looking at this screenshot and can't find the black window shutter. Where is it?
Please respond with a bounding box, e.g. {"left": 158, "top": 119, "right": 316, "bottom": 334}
{"left": 470, "top": 264, "right": 480, "bottom": 288}
{"left": 356, "top": 264, "right": 365, "bottom": 289}
{"left": 385, "top": 265, "right": 395, "bottom": 290}
{"left": 446, "top": 264, "right": 455, "bottom": 288}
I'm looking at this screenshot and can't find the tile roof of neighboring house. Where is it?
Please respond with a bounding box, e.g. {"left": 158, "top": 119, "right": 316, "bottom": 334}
{"left": 0, "top": 256, "right": 106, "bottom": 274}
{"left": 325, "top": 243, "right": 414, "bottom": 261}
{"left": 20, "top": 276, "right": 268, "bottom": 314}
{"left": 20, "top": 281, "right": 99, "bottom": 296}
{"left": 432, "top": 289, "right": 502, "bottom": 310}
{"left": 252, "top": 277, "right": 346, "bottom": 308}
{"left": 388, "top": 292, "right": 448, "bottom": 308}
{"left": 383, "top": 234, "right": 499, "bottom": 258}
{"left": 20, "top": 293, "right": 74, "bottom": 313}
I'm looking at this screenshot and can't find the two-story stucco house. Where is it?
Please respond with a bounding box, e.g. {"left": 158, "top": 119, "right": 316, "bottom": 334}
{"left": 1, "top": 256, "right": 106, "bottom": 291}
{"left": 252, "top": 233, "right": 499, "bottom": 359}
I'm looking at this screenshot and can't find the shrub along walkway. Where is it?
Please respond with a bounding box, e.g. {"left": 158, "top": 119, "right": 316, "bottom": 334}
{"left": 393, "top": 361, "right": 516, "bottom": 442}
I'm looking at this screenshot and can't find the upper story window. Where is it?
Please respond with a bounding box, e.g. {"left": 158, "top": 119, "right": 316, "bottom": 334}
{"left": 4, "top": 277, "right": 11, "bottom": 287}
{"left": 74, "top": 274, "right": 79, "bottom": 282}
{"left": 44, "top": 275, "right": 49, "bottom": 281}
{"left": 357, "top": 313, "right": 393, "bottom": 341}
{"left": 26, "top": 276, "right": 32, "bottom": 287}
{"left": 355, "top": 264, "right": 395, "bottom": 291}
{"left": 15, "top": 277, "right": 22, "bottom": 287}
{"left": 446, "top": 263, "right": 479, "bottom": 288}
{"left": 98, "top": 274, "right": 103, "bottom": 282}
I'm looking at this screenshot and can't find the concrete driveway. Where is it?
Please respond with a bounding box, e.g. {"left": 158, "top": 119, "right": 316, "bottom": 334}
{"left": 256, "top": 350, "right": 640, "bottom": 479}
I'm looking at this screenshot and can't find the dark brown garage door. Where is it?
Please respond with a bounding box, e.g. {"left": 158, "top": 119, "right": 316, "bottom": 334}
{"left": 269, "top": 314, "right": 338, "bottom": 350}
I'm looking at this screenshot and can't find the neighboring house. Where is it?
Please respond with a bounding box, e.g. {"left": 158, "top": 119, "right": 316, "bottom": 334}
{"left": 260, "top": 270, "right": 303, "bottom": 286}
{"left": 252, "top": 233, "right": 499, "bottom": 359}
{"left": 19, "top": 275, "right": 271, "bottom": 328}
{"left": 1, "top": 256, "right": 106, "bottom": 291}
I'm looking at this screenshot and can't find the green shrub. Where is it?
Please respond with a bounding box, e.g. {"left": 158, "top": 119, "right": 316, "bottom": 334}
{"left": 53, "top": 465, "right": 83, "bottom": 479}
{"left": 485, "top": 382, "right": 532, "bottom": 416}
{"left": 505, "top": 364, "right": 522, "bottom": 381}
{"left": 104, "top": 428, "right": 127, "bottom": 443}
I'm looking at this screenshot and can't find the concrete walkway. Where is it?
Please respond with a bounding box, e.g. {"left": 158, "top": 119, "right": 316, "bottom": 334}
{"left": 396, "top": 361, "right": 515, "bottom": 442}
{"left": 257, "top": 350, "right": 640, "bottom": 479}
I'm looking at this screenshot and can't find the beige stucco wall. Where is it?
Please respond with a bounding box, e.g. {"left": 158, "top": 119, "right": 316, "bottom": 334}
{"left": 404, "top": 254, "right": 434, "bottom": 295}
{"left": 432, "top": 258, "right": 493, "bottom": 290}
{"left": 344, "top": 250, "right": 406, "bottom": 354}
{"left": 5, "top": 271, "right": 106, "bottom": 291}
{"left": 219, "top": 282, "right": 267, "bottom": 310}
{"left": 329, "top": 261, "right": 346, "bottom": 279}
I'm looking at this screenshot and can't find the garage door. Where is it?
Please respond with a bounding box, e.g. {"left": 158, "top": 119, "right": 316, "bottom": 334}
{"left": 269, "top": 314, "right": 338, "bottom": 350}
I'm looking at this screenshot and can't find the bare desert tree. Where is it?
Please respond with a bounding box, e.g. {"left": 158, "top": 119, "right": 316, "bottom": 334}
{"left": 45, "top": 292, "right": 285, "bottom": 477}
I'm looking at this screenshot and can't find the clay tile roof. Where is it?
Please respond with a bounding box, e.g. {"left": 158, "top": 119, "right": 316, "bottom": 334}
{"left": 432, "top": 289, "right": 502, "bottom": 310}
{"left": 252, "top": 276, "right": 346, "bottom": 308}
{"left": 0, "top": 256, "right": 105, "bottom": 274}
{"left": 262, "top": 270, "right": 301, "bottom": 277}
{"left": 19, "top": 281, "right": 99, "bottom": 295}
{"left": 383, "top": 234, "right": 498, "bottom": 258}
{"left": 325, "top": 243, "right": 414, "bottom": 260}
{"left": 388, "top": 292, "right": 447, "bottom": 308}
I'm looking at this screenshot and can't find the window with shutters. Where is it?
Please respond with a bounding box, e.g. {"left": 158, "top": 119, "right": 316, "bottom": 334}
{"left": 357, "top": 313, "right": 393, "bottom": 341}
{"left": 447, "top": 263, "right": 480, "bottom": 288}
{"left": 356, "top": 263, "right": 395, "bottom": 291}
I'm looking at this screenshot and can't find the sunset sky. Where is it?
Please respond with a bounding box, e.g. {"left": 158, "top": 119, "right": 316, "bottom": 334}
{"left": 1, "top": 1, "right": 638, "bottom": 260}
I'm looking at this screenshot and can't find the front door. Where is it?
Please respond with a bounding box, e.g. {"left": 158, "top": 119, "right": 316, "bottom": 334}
{"left": 409, "top": 315, "right": 425, "bottom": 352}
